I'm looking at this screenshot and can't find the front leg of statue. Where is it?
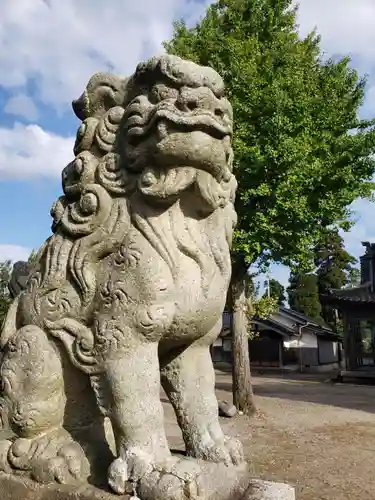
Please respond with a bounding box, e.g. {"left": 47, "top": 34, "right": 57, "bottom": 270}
{"left": 105, "top": 338, "right": 202, "bottom": 500}
{"left": 160, "top": 326, "right": 244, "bottom": 468}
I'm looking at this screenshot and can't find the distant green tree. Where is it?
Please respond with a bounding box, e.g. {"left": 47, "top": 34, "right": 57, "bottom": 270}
{"left": 314, "top": 229, "right": 357, "bottom": 291}
{"left": 245, "top": 278, "right": 279, "bottom": 335}
{"left": 287, "top": 271, "right": 323, "bottom": 323}
{"left": 263, "top": 278, "right": 286, "bottom": 306}
{"left": 28, "top": 249, "right": 38, "bottom": 264}
{"left": 0, "top": 261, "right": 12, "bottom": 326}
{"left": 314, "top": 229, "right": 358, "bottom": 330}
{"left": 347, "top": 267, "right": 361, "bottom": 288}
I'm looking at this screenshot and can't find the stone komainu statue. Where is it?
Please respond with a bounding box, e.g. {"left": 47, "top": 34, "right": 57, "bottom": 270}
{"left": 0, "top": 55, "right": 240, "bottom": 499}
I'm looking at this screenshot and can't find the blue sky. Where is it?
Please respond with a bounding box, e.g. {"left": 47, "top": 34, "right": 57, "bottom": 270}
{"left": 0, "top": 0, "right": 375, "bottom": 288}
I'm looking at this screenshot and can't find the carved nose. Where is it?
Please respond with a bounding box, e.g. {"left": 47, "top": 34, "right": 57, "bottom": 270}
{"left": 177, "top": 87, "right": 228, "bottom": 117}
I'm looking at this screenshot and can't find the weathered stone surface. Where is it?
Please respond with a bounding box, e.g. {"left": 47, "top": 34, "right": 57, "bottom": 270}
{"left": 8, "top": 260, "right": 32, "bottom": 298}
{"left": 244, "top": 480, "right": 295, "bottom": 500}
{"left": 0, "top": 54, "right": 242, "bottom": 500}
{"left": 0, "top": 53, "right": 295, "bottom": 499}
{"left": 218, "top": 400, "right": 237, "bottom": 418}
{"left": 0, "top": 469, "right": 295, "bottom": 500}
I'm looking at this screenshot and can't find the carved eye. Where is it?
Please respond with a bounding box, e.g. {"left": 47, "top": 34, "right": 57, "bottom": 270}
{"left": 149, "top": 84, "right": 178, "bottom": 104}
{"left": 186, "top": 99, "right": 198, "bottom": 111}
{"left": 149, "top": 87, "right": 161, "bottom": 104}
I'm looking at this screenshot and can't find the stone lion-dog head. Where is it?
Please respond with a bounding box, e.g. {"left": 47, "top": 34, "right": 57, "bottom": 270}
{"left": 70, "top": 54, "right": 236, "bottom": 210}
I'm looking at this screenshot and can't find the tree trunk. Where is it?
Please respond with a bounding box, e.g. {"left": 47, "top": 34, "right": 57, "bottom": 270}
{"left": 230, "top": 276, "right": 256, "bottom": 416}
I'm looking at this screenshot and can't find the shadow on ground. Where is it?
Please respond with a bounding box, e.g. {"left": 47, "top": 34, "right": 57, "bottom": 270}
{"left": 214, "top": 371, "right": 375, "bottom": 414}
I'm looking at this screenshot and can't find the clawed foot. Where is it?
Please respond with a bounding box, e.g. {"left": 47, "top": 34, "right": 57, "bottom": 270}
{"left": 31, "top": 441, "right": 90, "bottom": 484}
{"left": 187, "top": 432, "right": 244, "bottom": 467}
{"left": 0, "top": 432, "right": 90, "bottom": 485}
{"left": 108, "top": 448, "right": 203, "bottom": 500}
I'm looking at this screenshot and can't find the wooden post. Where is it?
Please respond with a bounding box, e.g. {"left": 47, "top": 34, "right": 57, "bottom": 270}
{"left": 278, "top": 339, "right": 283, "bottom": 368}
{"left": 342, "top": 312, "right": 350, "bottom": 370}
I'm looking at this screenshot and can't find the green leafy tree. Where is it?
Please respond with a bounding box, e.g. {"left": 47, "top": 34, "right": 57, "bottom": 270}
{"left": 263, "top": 278, "right": 286, "bottom": 306}
{"left": 245, "top": 278, "right": 279, "bottom": 335}
{"left": 287, "top": 271, "right": 323, "bottom": 323}
{"left": 314, "top": 229, "right": 358, "bottom": 291}
{"left": 347, "top": 267, "right": 361, "bottom": 288}
{"left": 165, "top": 0, "right": 375, "bottom": 414}
{"left": 314, "top": 229, "right": 358, "bottom": 331}
{"left": 0, "top": 261, "right": 12, "bottom": 327}
{"left": 28, "top": 249, "right": 38, "bottom": 264}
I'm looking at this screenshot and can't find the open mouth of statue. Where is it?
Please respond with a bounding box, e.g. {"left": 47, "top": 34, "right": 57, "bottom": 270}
{"left": 125, "top": 107, "right": 232, "bottom": 147}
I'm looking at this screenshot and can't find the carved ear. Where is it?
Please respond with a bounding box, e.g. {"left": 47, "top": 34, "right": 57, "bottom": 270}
{"left": 72, "top": 72, "right": 128, "bottom": 120}
{"left": 72, "top": 92, "right": 88, "bottom": 121}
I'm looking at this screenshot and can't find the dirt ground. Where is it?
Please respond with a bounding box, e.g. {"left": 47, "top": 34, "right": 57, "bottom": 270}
{"left": 164, "top": 371, "right": 375, "bottom": 500}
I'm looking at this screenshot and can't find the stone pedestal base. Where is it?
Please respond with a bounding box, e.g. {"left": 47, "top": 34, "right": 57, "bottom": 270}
{"left": 0, "top": 463, "right": 295, "bottom": 500}
{"left": 245, "top": 480, "right": 295, "bottom": 499}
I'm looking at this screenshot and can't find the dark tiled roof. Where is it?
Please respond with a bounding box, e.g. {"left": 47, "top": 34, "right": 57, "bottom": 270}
{"left": 258, "top": 313, "right": 338, "bottom": 339}
{"left": 222, "top": 306, "right": 340, "bottom": 340}
{"left": 278, "top": 306, "right": 320, "bottom": 325}
{"left": 251, "top": 317, "right": 294, "bottom": 337}
{"left": 321, "top": 284, "right": 375, "bottom": 304}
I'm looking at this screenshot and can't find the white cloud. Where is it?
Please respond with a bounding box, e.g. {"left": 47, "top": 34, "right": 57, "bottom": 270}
{"left": 0, "top": 1, "right": 373, "bottom": 115}
{"left": 0, "top": 0, "right": 368, "bottom": 113}
{"left": 295, "top": 0, "right": 375, "bottom": 64}
{"left": 0, "top": 245, "right": 31, "bottom": 262}
{"left": 4, "top": 94, "right": 39, "bottom": 121}
{"left": 0, "top": 123, "right": 74, "bottom": 179}
{"left": 0, "top": 0, "right": 207, "bottom": 110}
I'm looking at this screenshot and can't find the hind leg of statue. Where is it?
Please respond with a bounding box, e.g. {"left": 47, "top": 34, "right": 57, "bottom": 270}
{"left": 0, "top": 325, "right": 90, "bottom": 485}
{"left": 160, "top": 321, "right": 244, "bottom": 467}
{"left": 105, "top": 336, "right": 202, "bottom": 500}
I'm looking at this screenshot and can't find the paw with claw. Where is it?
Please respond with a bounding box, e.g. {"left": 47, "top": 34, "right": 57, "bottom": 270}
{"left": 31, "top": 442, "right": 90, "bottom": 485}
{"left": 188, "top": 432, "right": 244, "bottom": 467}
{"left": 0, "top": 433, "right": 90, "bottom": 485}
{"left": 108, "top": 449, "right": 203, "bottom": 500}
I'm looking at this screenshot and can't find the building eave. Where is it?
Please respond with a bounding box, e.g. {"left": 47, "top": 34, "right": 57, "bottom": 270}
{"left": 320, "top": 284, "right": 375, "bottom": 305}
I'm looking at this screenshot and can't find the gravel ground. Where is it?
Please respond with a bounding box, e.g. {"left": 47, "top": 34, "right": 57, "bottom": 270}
{"left": 1, "top": 369, "right": 374, "bottom": 499}
{"left": 164, "top": 371, "right": 375, "bottom": 500}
